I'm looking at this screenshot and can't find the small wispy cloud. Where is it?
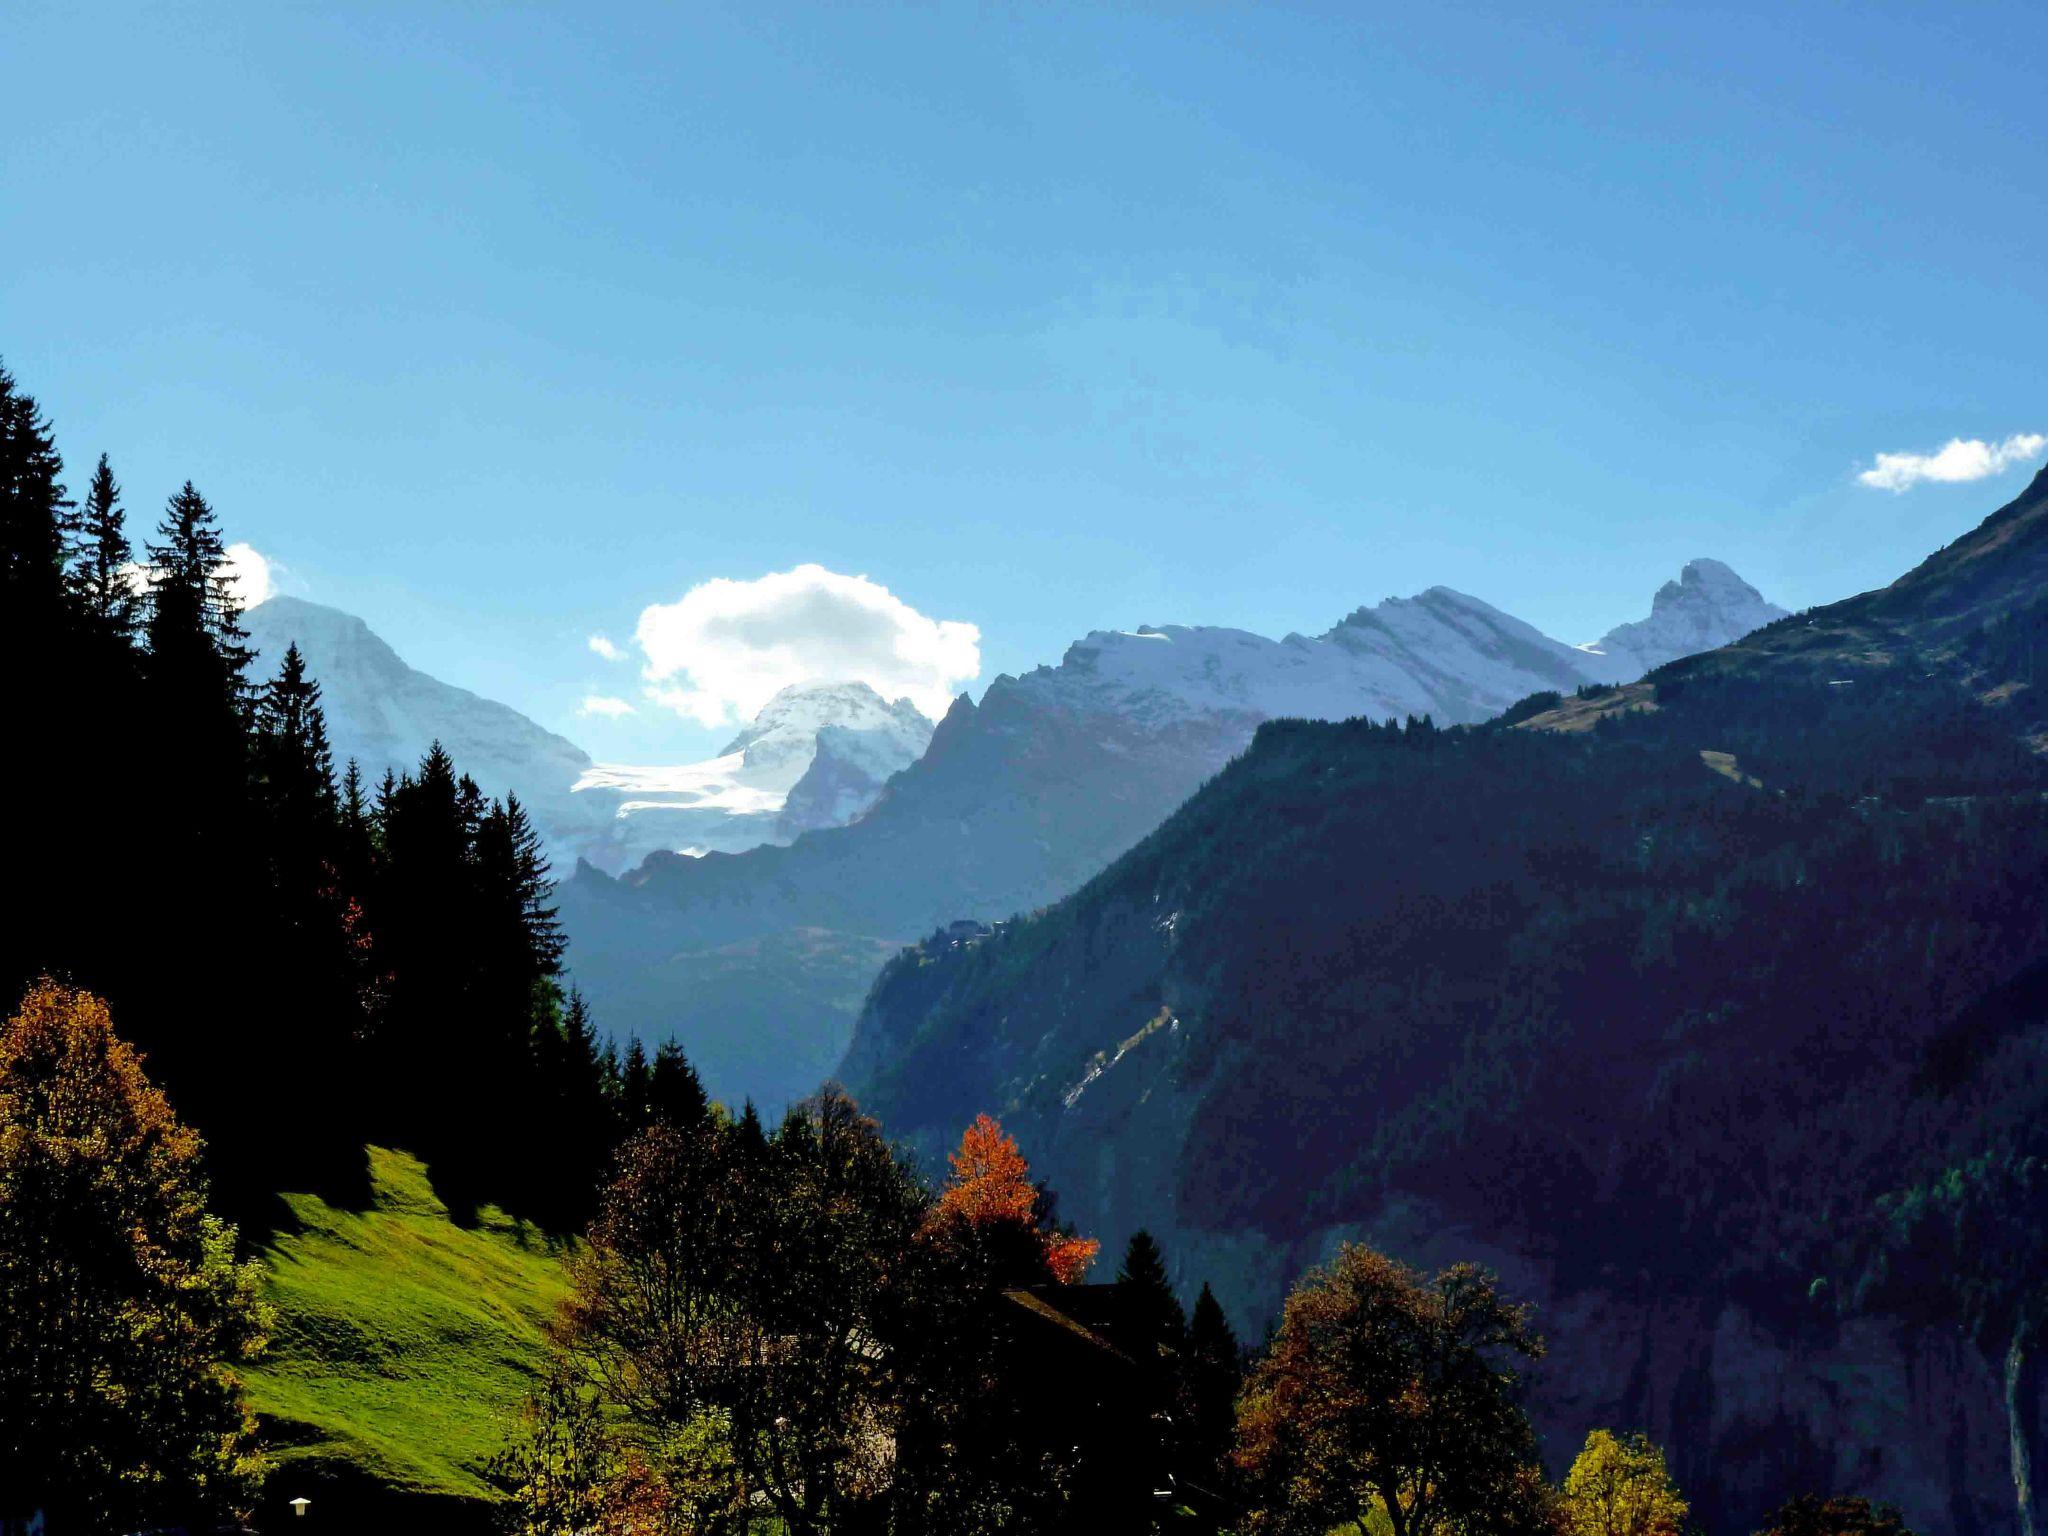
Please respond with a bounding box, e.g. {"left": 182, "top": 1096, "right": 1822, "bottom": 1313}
{"left": 1857, "top": 432, "right": 2046, "bottom": 493}
{"left": 578, "top": 694, "right": 637, "bottom": 719}
{"left": 588, "top": 634, "right": 624, "bottom": 661}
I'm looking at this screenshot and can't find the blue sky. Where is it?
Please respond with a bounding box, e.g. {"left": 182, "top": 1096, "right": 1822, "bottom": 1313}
{"left": 4, "top": 2, "right": 2042, "bottom": 761}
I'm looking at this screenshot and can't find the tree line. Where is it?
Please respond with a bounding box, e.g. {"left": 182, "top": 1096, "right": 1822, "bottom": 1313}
{"left": 0, "top": 356, "right": 694, "bottom": 1227}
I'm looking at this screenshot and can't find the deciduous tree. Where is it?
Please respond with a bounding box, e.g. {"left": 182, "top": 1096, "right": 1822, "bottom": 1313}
{"left": 1233, "top": 1244, "right": 1550, "bottom": 1536}
{"left": 0, "top": 981, "right": 269, "bottom": 1531}
{"left": 1561, "top": 1429, "right": 1688, "bottom": 1536}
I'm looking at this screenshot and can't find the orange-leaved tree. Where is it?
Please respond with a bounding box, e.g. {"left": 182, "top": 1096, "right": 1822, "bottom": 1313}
{"left": 929, "top": 1113, "right": 1098, "bottom": 1283}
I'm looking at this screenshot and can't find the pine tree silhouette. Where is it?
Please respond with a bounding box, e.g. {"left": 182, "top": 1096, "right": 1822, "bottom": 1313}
{"left": 71, "top": 453, "right": 139, "bottom": 643}
{"left": 1183, "top": 1281, "right": 1244, "bottom": 1496}
{"left": 649, "top": 1039, "right": 710, "bottom": 1128}
{"left": 0, "top": 362, "right": 74, "bottom": 643}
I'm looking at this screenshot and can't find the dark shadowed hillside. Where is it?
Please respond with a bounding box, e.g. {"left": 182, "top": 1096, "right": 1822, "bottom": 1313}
{"left": 844, "top": 465, "right": 2048, "bottom": 1535}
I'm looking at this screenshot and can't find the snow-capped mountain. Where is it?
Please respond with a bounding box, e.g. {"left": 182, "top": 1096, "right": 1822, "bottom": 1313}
{"left": 244, "top": 597, "right": 618, "bottom": 865}
{"left": 1577, "top": 558, "right": 1786, "bottom": 679}
{"left": 570, "top": 683, "right": 932, "bottom": 865}
{"left": 1005, "top": 567, "right": 1786, "bottom": 739}
{"left": 244, "top": 599, "right": 933, "bottom": 873}
{"left": 561, "top": 559, "right": 1789, "bottom": 1114}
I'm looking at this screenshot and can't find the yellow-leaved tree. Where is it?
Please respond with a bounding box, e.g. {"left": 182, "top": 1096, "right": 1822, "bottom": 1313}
{"left": 0, "top": 981, "right": 271, "bottom": 1531}
{"left": 1561, "top": 1429, "right": 1689, "bottom": 1536}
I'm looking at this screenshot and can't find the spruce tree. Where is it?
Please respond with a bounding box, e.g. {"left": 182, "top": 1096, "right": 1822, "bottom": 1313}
{"left": 145, "top": 480, "right": 251, "bottom": 703}
{"left": 1183, "top": 1282, "right": 1244, "bottom": 1495}
{"left": 70, "top": 453, "right": 139, "bottom": 642}
{"left": 254, "top": 643, "right": 337, "bottom": 836}
{"left": 1117, "top": 1229, "right": 1187, "bottom": 1346}
{"left": 0, "top": 363, "right": 74, "bottom": 644}
{"left": 619, "top": 1038, "right": 652, "bottom": 1130}
{"left": 0, "top": 366, "right": 80, "bottom": 999}
{"left": 649, "top": 1039, "right": 709, "bottom": 1128}
{"left": 1116, "top": 1229, "right": 1186, "bottom": 1496}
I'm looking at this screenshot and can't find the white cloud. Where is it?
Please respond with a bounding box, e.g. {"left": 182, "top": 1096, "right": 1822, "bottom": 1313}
{"left": 224, "top": 542, "right": 275, "bottom": 607}
{"left": 119, "top": 541, "right": 278, "bottom": 608}
{"left": 634, "top": 563, "right": 980, "bottom": 726}
{"left": 1857, "top": 432, "right": 2046, "bottom": 493}
{"left": 578, "top": 694, "right": 637, "bottom": 719}
{"left": 588, "top": 634, "right": 624, "bottom": 662}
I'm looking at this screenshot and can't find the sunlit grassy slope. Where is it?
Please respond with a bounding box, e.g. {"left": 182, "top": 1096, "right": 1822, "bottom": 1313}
{"left": 241, "top": 1146, "right": 571, "bottom": 1517}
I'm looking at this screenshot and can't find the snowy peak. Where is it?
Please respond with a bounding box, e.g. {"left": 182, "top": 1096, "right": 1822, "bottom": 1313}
{"left": 1585, "top": 558, "right": 1788, "bottom": 678}
{"left": 578, "top": 681, "right": 935, "bottom": 863}
{"left": 721, "top": 681, "right": 932, "bottom": 781}
{"left": 988, "top": 562, "right": 1785, "bottom": 741}
{"left": 244, "top": 595, "right": 610, "bottom": 866}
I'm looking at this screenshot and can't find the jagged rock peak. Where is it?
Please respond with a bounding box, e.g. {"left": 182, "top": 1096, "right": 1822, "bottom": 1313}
{"left": 1587, "top": 559, "right": 1788, "bottom": 677}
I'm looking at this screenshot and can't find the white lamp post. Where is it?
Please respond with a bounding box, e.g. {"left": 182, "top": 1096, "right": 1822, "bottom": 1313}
{"left": 290, "top": 1496, "right": 311, "bottom": 1519}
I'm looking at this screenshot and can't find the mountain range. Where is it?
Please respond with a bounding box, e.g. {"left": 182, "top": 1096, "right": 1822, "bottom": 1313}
{"left": 557, "top": 561, "right": 1785, "bottom": 1110}
{"left": 242, "top": 598, "right": 929, "bottom": 873}
{"left": 841, "top": 466, "right": 2048, "bottom": 1533}
{"left": 248, "top": 563, "right": 1785, "bottom": 1115}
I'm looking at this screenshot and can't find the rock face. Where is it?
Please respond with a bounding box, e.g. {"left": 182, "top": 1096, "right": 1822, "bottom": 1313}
{"left": 559, "top": 561, "right": 1786, "bottom": 1113}
{"left": 1582, "top": 559, "right": 1788, "bottom": 679}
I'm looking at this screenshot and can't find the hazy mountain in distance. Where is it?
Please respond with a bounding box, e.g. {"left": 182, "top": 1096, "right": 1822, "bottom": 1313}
{"left": 560, "top": 558, "right": 1787, "bottom": 1113}
{"left": 244, "top": 599, "right": 932, "bottom": 875}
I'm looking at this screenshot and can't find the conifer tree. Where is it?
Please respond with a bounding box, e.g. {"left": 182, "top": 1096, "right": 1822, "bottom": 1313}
{"left": 0, "top": 363, "right": 74, "bottom": 644}
{"left": 649, "top": 1039, "right": 710, "bottom": 1128}
{"left": 1184, "top": 1281, "right": 1243, "bottom": 1491}
{"left": 619, "top": 1038, "right": 653, "bottom": 1129}
{"left": 254, "top": 644, "right": 337, "bottom": 836}
{"left": 1117, "top": 1229, "right": 1188, "bottom": 1345}
{"left": 0, "top": 367, "right": 80, "bottom": 998}
{"left": 71, "top": 452, "right": 139, "bottom": 642}
{"left": 1116, "top": 1230, "right": 1187, "bottom": 1499}
{"left": 145, "top": 480, "right": 251, "bottom": 702}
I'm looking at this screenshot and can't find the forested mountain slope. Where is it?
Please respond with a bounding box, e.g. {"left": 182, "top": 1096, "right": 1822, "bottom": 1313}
{"left": 844, "top": 465, "right": 2048, "bottom": 1535}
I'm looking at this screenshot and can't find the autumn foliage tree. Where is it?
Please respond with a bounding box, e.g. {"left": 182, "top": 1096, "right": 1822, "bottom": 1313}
{"left": 1561, "top": 1430, "right": 1689, "bottom": 1536}
{"left": 926, "top": 1112, "right": 1098, "bottom": 1283}
{"left": 542, "top": 1087, "right": 929, "bottom": 1535}
{"left": 0, "top": 982, "right": 270, "bottom": 1531}
{"left": 1234, "top": 1244, "right": 1554, "bottom": 1536}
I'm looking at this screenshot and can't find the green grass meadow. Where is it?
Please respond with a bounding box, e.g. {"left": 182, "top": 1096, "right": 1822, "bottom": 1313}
{"left": 240, "top": 1146, "right": 571, "bottom": 1527}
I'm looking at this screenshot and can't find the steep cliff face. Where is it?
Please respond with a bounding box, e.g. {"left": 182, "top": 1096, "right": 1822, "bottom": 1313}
{"left": 845, "top": 469, "right": 2048, "bottom": 1533}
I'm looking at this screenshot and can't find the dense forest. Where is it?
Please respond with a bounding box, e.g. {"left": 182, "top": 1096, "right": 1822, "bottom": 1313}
{"left": 0, "top": 359, "right": 706, "bottom": 1228}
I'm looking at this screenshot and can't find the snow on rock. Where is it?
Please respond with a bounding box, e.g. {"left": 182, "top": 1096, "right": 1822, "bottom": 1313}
{"left": 247, "top": 599, "right": 933, "bottom": 876}
{"left": 244, "top": 596, "right": 614, "bottom": 867}
{"left": 574, "top": 682, "right": 933, "bottom": 866}
{"left": 1003, "top": 564, "right": 1787, "bottom": 736}
{"left": 1580, "top": 559, "right": 1788, "bottom": 679}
